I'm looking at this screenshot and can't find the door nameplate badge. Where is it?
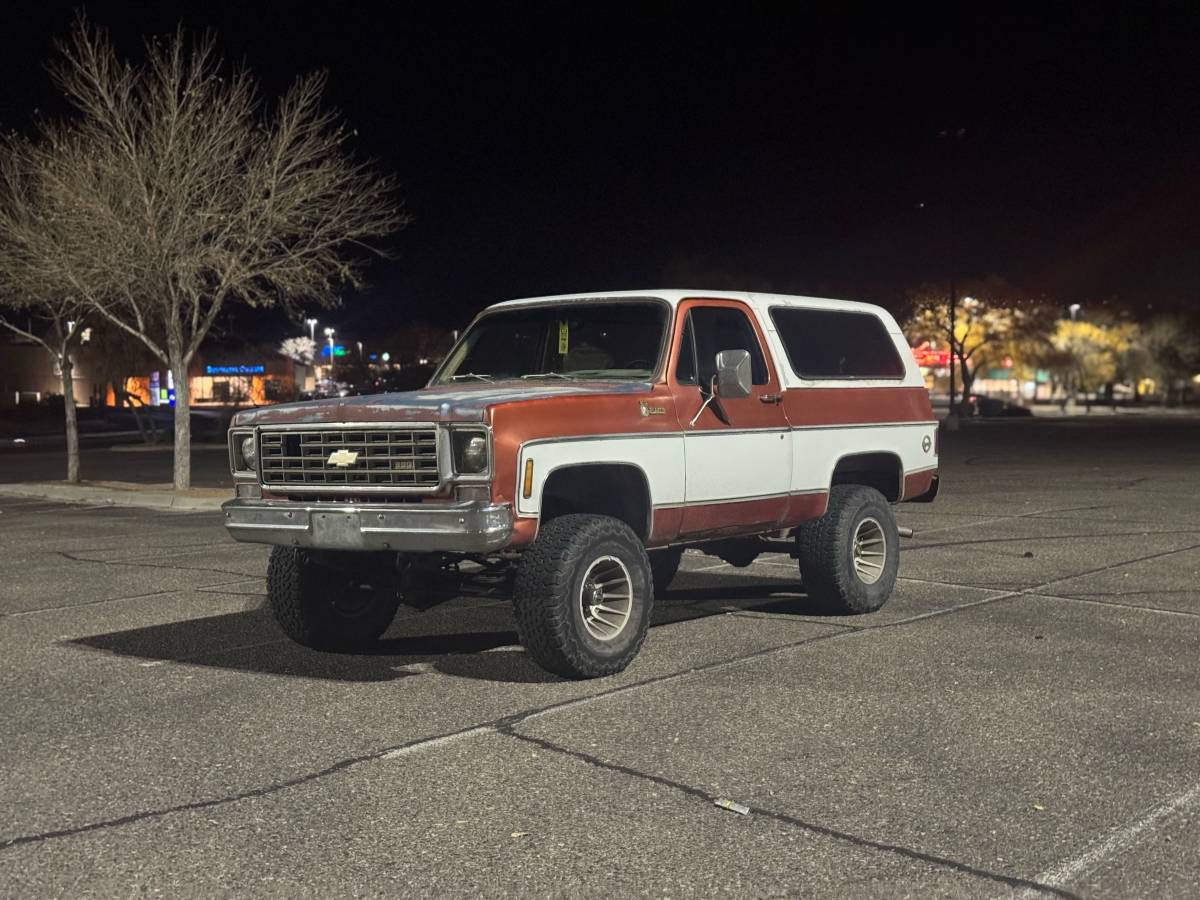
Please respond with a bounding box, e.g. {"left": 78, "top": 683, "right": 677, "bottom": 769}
{"left": 639, "top": 401, "right": 666, "bottom": 417}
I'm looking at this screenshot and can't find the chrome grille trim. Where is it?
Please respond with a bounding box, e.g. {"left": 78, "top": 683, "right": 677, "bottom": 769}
{"left": 258, "top": 424, "right": 441, "bottom": 491}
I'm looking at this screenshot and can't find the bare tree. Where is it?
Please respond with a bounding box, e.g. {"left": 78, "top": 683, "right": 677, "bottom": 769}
{"left": 0, "top": 136, "right": 92, "bottom": 482}
{"left": 28, "top": 17, "right": 406, "bottom": 488}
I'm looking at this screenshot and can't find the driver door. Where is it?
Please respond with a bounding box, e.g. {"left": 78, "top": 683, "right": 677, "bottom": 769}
{"left": 668, "top": 299, "right": 792, "bottom": 538}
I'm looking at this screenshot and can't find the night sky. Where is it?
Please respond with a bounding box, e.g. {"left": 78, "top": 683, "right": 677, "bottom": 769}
{"left": 2, "top": 4, "right": 1198, "bottom": 346}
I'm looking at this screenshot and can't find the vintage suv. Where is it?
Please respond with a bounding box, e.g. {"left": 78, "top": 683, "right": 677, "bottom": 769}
{"left": 224, "top": 291, "right": 938, "bottom": 678}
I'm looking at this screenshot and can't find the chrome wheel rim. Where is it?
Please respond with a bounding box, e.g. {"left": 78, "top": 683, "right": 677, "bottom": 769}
{"left": 852, "top": 517, "right": 887, "bottom": 584}
{"left": 579, "top": 556, "right": 633, "bottom": 641}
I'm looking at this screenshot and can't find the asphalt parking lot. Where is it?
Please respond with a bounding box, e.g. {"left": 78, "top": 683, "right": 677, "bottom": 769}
{"left": 2, "top": 417, "right": 1198, "bottom": 898}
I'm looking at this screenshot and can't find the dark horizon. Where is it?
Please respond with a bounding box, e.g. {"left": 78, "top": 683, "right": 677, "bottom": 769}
{"left": 2, "top": 4, "right": 1197, "bottom": 346}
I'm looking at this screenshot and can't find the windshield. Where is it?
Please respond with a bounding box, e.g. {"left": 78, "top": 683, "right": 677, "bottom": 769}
{"left": 433, "top": 301, "right": 668, "bottom": 384}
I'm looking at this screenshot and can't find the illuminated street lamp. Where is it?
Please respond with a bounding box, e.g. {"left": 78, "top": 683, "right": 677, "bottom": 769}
{"left": 324, "top": 327, "right": 336, "bottom": 378}
{"left": 1069, "top": 303, "right": 1081, "bottom": 321}
{"left": 306, "top": 317, "right": 318, "bottom": 342}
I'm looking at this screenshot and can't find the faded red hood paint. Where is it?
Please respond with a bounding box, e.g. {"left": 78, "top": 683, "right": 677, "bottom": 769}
{"left": 230, "top": 380, "right": 654, "bottom": 427}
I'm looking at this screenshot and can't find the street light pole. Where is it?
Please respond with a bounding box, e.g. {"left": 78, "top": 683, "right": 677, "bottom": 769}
{"left": 306, "top": 318, "right": 318, "bottom": 342}
{"left": 948, "top": 276, "right": 957, "bottom": 418}
{"left": 324, "top": 327, "right": 336, "bottom": 381}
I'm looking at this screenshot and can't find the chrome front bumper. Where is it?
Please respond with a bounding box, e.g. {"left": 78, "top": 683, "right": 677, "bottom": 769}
{"left": 222, "top": 499, "right": 513, "bottom": 553}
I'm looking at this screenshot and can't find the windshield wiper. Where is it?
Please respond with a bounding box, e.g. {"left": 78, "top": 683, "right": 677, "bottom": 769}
{"left": 448, "top": 373, "right": 494, "bottom": 382}
{"left": 521, "top": 372, "right": 574, "bottom": 380}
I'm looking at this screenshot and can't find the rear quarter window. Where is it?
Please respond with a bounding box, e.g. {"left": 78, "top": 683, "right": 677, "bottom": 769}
{"left": 769, "top": 308, "right": 906, "bottom": 379}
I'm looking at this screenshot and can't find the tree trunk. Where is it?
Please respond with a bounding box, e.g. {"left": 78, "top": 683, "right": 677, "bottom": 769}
{"left": 60, "top": 352, "right": 81, "bottom": 484}
{"left": 959, "top": 363, "right": 975, "bottom": 399}
{"left": 958, "top": 358, "right": 976, "bottom": 415}
{"left": 121, "top": 387, "right": 150, "bottom": 445}
{"left": 171, "top": 357, "right": 191, "bottom": 490}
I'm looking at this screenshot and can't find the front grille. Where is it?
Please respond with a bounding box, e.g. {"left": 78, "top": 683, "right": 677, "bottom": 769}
{"left": 259, "top": 427, "right": 440, "bottom": 489}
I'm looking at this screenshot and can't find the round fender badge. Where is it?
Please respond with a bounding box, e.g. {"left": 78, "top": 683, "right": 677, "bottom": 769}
{"left": 921, "top": 435, "right": 932, "bottom": 453}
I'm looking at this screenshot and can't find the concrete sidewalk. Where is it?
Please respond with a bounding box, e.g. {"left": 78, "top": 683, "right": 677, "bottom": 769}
{"left": 0, "top": 480, "right": 226, "bottom": 511}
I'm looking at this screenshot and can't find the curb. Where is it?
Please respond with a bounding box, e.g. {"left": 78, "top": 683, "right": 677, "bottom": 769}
{"left": 0, "top": 482, "right": 226, "bottom": 512}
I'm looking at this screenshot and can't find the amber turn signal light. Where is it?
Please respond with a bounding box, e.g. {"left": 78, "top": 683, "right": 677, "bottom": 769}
{"left": 522, "top": 459, "right": 534, "bottom": 499}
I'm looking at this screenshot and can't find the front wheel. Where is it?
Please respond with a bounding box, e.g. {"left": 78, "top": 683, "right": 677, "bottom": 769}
{"left": 267, "top": 547, "right": 402, "bottom": 650}
{"left": 796, "top": 485, "right": 899, "bottom": 614}
{"left": 513, "top": 514, "right": 654, "bottom": 678}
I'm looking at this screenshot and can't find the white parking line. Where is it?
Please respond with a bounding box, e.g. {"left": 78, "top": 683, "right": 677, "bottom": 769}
{"left": 1013, "top": 781, "right": 1200, "bottom": 898}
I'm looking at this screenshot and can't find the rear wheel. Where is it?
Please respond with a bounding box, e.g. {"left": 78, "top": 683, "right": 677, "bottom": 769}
{"left": 267, "top": 547, "right": 401, "bottom": 650}
{"left": 514, "top": 514, "right": 653, "bottom": 678}
{"left": 796, "top": 485, "right": 899, "bottom": 614}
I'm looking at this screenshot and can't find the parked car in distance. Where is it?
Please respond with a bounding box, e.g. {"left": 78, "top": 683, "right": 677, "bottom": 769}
{"left": 223, "top": 290, "right": 940, "bottom": 678}
{"left": 966, "top": 393, "right": 1034, "bottom": 417}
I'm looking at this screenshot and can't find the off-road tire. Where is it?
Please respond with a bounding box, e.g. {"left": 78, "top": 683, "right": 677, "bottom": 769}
{"left": 513, "top": 514, "right": 654, "bottom": 679}
{"left": 267, "top": 547, "right": 402, "bottom": 650}
{"left": 649, "top": 546, "right": 684, "bottom": 596}
{"left": 796, "top": 485, "right": 899, "bottom": 614}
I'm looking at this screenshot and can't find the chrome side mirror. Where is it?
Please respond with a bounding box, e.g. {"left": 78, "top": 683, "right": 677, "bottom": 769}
{"left": 714, "top": 349, "right": 752, "bottom": 399}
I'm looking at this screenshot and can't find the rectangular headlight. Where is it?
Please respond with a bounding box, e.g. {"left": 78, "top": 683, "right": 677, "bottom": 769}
{"left": 451, "top": 429, "right": 489, "bottom": 476}
{"left": 228, "top": 430, "right": 256, "bottom": 475}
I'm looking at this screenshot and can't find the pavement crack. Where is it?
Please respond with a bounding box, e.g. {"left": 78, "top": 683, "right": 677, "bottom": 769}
{"left": 6, "top": 543, "right": 1195, "bottom": 859}
{"left": 0, "top": 628, "right": 855, "bottom": 852}
{"left": 1, "top": 578, "right": 259, "bottom": 619}
{"left": 498, "top": 729, "right": 1080, "bottom": 899}
{"left": 903, "top": 529, "right": 1200, "bottom": 552}
{"left": 54, "top": 550, "right": 256, "bottom": 581}
{"left": 1024, "top": 593, "right": 1200, "bottom": 619}
{"left": 0, "top": 748, "right": 386, "bottom": 851}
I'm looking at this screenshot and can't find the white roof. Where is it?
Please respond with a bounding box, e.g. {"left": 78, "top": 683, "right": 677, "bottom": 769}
{"left": 483, "top": 289, "right": 919, "bottom": 387}
{"left": 489, "top": 289, "right": 890, "bottom": 318}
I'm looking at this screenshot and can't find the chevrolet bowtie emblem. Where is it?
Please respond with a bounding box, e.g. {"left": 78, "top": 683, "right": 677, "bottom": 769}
{"left": 327, "top": 449, "right": 360, "bottom": 468}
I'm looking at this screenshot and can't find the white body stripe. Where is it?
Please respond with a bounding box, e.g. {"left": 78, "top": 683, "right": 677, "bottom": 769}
{"left": 681, "top": 429, "right": 791, "bottom": 503}
{"left": 516, "top": 422, "right": 938, "bottom": 516}
{"left": 517, "top": 435, "right": 685, "bottom": 517}
{"left": 791, "top": 422, "right": 938, "bottom": 494}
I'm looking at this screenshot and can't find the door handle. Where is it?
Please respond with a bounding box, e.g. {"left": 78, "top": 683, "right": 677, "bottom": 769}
{"left": 759, "top": 393, "right": 782, "bottom": 404}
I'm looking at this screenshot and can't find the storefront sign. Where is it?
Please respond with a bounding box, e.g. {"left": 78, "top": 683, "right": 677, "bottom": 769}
{"left": 205, "top": 364, "right": 266, "bottom": 375}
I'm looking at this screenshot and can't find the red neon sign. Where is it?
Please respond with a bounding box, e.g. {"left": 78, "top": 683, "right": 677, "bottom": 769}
{"left": 911, "top": 345, "right": 951, "bottom": 367}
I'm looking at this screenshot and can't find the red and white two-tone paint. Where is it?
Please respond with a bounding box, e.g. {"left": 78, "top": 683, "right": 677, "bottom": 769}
{"left": 224, "top": 289, "right": 939, "bottom": 678}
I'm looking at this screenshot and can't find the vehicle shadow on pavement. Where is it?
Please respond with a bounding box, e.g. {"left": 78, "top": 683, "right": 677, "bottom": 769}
{"left": 66, "top": 576, "right": 812, "bottom": 684}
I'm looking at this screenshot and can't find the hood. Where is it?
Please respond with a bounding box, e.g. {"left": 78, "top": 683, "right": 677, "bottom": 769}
{"left": 231, "top": 379, "right": 653, "bottom": 427}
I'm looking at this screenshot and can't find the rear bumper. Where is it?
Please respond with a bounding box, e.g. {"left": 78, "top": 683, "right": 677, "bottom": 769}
{"left": 222, "top": 499, "right": 513, "bottom": 553}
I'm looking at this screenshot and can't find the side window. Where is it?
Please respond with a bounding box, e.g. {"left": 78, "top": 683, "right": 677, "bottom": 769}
{"left": 687, "top": 306, "right": 769, "bottom": 386}
{"left": 675, "top": 314, "right": 697, "bottom": 384}
{"left": 770, "top": 308, "right": 906, "bottom": 379}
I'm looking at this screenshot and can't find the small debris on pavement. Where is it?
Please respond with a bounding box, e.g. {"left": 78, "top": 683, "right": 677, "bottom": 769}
{"left": 714, "top": 798, "right": 751, "bottom": 816}
{"left": 1023, "top": 551, "right": 1034, "bottom": 558}
{"left": 1032, "top": 804, "right": 1046, "bottom": 812}
{"left": 511, "top": 831, "right": 530, "bottom": 838}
